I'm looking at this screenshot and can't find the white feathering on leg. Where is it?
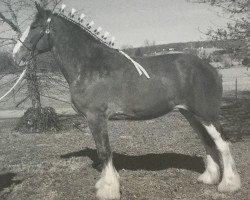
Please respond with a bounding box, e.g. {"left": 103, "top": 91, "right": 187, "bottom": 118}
{"left": 198, "top": 154, "right": 220, "bottom": 184}
{"left": 95, "top": 160, "right": 120, "bottom": 200}
{"left": 203, "top": 124, "right": 241, "bottom": 193}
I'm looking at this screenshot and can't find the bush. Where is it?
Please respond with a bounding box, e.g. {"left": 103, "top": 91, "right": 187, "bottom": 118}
{"left": 15, "top": 107, "right": 60, "bottom": 133}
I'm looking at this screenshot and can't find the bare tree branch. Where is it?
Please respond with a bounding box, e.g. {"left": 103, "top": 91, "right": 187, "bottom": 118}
{"left": 0, "top": 11, "right": 21, "bottom": 34}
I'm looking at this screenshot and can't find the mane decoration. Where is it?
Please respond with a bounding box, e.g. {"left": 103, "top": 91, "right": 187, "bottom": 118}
{"left": 56, "top": 4, "right": 115, "bottom": 48}
{"left": 55, "top": 4, "right": 150, "bottom": 79}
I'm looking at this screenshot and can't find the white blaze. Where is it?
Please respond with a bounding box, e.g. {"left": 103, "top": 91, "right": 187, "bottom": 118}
{"left": 13, "top": 25, "right": 31, "bottom": 57}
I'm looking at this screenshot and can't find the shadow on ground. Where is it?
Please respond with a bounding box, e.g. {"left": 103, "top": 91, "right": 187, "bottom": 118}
{"left": 61, "top": 148, "right": 205, "bottom": 173}
{"left": 0, "top": 172, "right": 21, "bottom": 192}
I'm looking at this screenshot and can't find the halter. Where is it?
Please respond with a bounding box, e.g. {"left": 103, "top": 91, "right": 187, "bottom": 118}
{"left": 20, "top": 16, "right": 53, "bottom": 58}
{"left": 31, "top": 16, "right": 53, "bottom": 56}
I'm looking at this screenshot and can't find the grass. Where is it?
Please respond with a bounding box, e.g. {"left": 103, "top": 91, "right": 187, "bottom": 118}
{"left": 0, "top": 112, "right": 249, "bottom": 200}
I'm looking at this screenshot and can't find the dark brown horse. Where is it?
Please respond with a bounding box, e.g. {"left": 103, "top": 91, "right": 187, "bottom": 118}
{"left": 13, "top": 3, "right": 241, "bottom": 200}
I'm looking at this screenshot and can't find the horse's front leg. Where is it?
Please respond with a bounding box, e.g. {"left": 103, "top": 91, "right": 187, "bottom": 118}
{"left": 86, "top": 111, "right": 120, "bottom": 200}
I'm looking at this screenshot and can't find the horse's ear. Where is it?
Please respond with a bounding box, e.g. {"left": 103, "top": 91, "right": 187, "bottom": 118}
{"left": 35, "top": 1, "right": 44, "bottom": 16}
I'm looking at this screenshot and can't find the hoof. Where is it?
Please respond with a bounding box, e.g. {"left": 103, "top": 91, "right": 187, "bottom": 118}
{"left": 198, "top": 170, "right": 220, "bottom": 185}
{"left": 218, "top": 173, "right": 241, "bottom": 193}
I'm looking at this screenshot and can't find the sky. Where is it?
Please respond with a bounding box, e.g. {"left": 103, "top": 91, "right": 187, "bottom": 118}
{"left": 0, "top": 0, "right": 230, "bottom": 49}
{"left": 62, "top": 0, "right": 229, "bottom": 48}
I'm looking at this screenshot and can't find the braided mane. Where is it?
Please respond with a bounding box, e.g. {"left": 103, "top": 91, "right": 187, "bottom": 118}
{"left": 53, "top": 4, "right": 150, "bottom": 79}
{"left": 54, "top": 6, "right": 117, "bottom": 50}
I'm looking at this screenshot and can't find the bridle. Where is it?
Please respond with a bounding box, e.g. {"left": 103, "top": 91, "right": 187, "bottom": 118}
{"left": 32, "top": 16, "right": 53, "bottom": 56}
{"left": 19, "top": 15, "right": 53, "bottom": 60}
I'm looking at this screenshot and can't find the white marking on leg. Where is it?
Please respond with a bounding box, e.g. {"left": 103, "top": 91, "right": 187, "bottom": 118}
{"left": 13, "top": 25, "right": 31, "bottom": 57}
{"left": 95, "top": 160, "right": 120, "bottom": 200}
{"left": 198, "top": 152, "right": 220, "bottom": 184}
{"left": 203, "top": 124, "right": 241, "bottom": 192}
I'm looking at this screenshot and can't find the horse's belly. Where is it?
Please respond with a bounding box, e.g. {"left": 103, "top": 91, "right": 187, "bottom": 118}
{"left": 108, "top": 94, "right": 175, "bottom": 120}
{"left": 109, "top": 79, "right": 178, "bottom": 120}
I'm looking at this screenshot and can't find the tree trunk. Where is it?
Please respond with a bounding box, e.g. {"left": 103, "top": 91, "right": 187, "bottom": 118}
{"left": 247, "top": 1, "right": 250, "bottom": 70}
{"left": 26, "top": 60, "right": 41, "bottom": 109}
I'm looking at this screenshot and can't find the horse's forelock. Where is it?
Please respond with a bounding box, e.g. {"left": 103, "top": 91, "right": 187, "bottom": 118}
{"left": 34, "top": 9, "right": 52, "bottom": 23}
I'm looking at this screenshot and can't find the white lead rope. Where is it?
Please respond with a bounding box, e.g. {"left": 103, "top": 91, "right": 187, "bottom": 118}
{"left": 119, "top": 50, "right": 150, "bottom": 79}
{"left": 0, "top": 68, "right": 27, "bottom": 102}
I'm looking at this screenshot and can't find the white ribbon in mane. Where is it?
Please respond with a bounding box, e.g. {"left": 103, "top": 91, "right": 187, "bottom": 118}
{"left": 0, "top": 68, "right": 27, "bottom": 102}
{"left": 119, "top": 50, "right": 150, "bottom": 79}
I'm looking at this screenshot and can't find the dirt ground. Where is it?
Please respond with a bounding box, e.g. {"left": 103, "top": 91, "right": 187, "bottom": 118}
{"left": 0, "top": 112, "right": 249, "bottom": 200}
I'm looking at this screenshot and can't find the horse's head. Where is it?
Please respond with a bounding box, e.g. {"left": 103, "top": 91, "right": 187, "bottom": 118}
{"left": 13, "top": 2, "right": 53, "bottom": 65}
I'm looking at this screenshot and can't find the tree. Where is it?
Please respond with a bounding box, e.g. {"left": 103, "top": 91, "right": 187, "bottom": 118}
{"left": 143, "top": 39, "right": 156, "bottom": 55}
{"left": 0, "top": 0, "right": 62, "bottom": 132}
{"left": 189, "top": 0, "right": 249, "bottom": 38}
{"left": 188, "top": 0, "right": 250, "bottom": 65}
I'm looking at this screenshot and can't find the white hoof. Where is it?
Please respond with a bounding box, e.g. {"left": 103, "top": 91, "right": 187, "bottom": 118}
{"left": 218, "top": 172, "right": 241, "bottom": 193}
{"left": 95, "top": 162, "right": 120, "bottom": 200}
{"left": 198, "top": 170, "right": 220, "bottom": 185}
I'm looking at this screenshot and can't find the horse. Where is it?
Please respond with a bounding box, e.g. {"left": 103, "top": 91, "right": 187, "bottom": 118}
{"left": 12, "top": 3, "right": 241, "bottom": 200}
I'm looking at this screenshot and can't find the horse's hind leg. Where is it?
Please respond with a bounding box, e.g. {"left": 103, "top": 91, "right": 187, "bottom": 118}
{"left": 86, "top": 111, "right": 120, "bottom": 200}
{"left": 179, "top": 108, "right": 241, "bottom": 192}
{"left": 179, "top": 109, "right": 220, "bottom": 185}
{"left": 203, "top": 121, "right": 241, "bottom": 193}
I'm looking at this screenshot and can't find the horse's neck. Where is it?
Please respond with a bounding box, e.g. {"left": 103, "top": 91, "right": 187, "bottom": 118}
{"left": 51, "top": 15, "right": 103, "bottom": 85}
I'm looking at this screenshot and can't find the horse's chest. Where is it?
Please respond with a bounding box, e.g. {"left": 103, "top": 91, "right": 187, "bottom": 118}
{"left": 69, "top": 79, "right": 110, "bottom": 110}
